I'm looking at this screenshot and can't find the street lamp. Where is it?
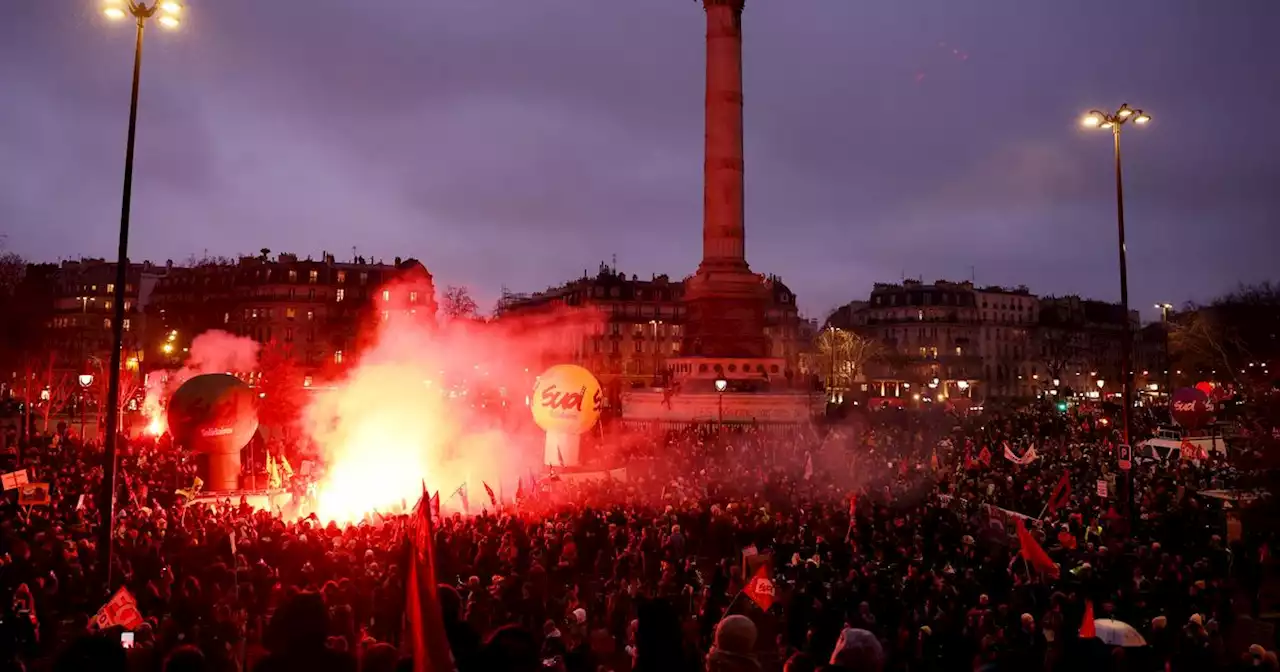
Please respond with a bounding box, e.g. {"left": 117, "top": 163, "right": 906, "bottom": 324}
{"left": 714, "top": 378, "right": 727, "bottom": 429}
{"left": 78, "top": 374, "right": 95, "bottom": 440}
{"left": 98, "top": 0, "right": 184, "bottom": 595}
{"left": 1156, "top": 302, "right": 1173, "bottom": 396}
{"left": 1082, "top": 102, "right": 1148, "bottom": 527}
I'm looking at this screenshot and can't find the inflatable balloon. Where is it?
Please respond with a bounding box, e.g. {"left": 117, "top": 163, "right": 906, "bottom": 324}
{"left": 531, "top": 364, "right": 603, "bottom": 436}
{"left": 167, "top": 373, "right": 259, "bottom": 491}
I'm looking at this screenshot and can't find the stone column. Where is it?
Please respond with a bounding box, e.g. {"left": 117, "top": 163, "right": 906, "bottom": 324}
{"left": 701, "top": 0, "right": 747, "bottom": 271}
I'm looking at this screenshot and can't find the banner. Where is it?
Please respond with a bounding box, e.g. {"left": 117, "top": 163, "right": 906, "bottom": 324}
{"left": 92, "top": 587, "right": 144, "bottom": 632}
{"left": 2, "top": 469, "right": 30, "bottom": 491}
{"left": 18, "top": 482, "right": 50, "bottom": 507}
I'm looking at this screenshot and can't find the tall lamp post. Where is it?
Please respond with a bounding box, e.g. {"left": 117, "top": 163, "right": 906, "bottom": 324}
{"left": 78, "top": 374, "right": 95, "bottom": 440}
{"left": 715, "top": 378, "right": 727, "bottom": 430}
{"left": 1082, "top": 103, "right": 1150, "bottom": 527}
{"left": 1156, "top": 302, "right": 1173, "bottom": 401}
{"left": 98, "top": 0, "right": 183, "bottom": 593}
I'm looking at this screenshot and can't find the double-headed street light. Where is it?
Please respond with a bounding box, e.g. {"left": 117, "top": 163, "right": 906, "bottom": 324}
{"left": 1082, "top": 103, "right": 1150, "bottom": 529}
{"left": 98, "top": 0, "right": 184, "bottom": 595}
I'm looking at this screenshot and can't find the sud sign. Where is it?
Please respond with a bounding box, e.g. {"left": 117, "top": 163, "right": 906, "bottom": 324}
{"left": 531, "top": 364, "right": 602, "bottom": 468}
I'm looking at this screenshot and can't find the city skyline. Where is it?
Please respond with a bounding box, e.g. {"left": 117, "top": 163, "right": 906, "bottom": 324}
{"left": 3, "top": 0, "right": 1277, "bottom": 321}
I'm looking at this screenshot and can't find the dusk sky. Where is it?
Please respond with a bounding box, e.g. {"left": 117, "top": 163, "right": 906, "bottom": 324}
{"left": 3, "top": 1, "right": 1277, "bottom": 321}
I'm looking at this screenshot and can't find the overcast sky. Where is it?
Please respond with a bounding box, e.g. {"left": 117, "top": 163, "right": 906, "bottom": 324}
{"left": 3, "top": 0, "right": 1277, "bottom": 321}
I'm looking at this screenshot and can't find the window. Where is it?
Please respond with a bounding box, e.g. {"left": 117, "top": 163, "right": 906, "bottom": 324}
{"left": 308, "top": 289, "right": 315, "bottom": 300}
{"left": 124, "top": 301, "right": 132, "bottom": 311}
{"left": 336, "top": 289, "right": 345, "bottom": 302}
{"left": 381, "top": 310, "right": 390, "bottom": 322}
{"left": 251, "top": 309, "right": 259, "bottom": 319}
{"left": 106, "top": 283, "right": 115, "bottom": 293}
{"left": 382, "top": 290, "right": 390, "bottom": 301}
{"left": 224, "top": 312, "right": 230, "bottom": 324}
{"left": 286, "top": 308, "right": 296, "bottom": 320}
{"left": 359, "top": 272, "right": 368, "bottom": 285}
{"left": 306, "top": 310, "right": 314, "bottom": 321}
{"left": 123, "top": 319, "right": 131, "bottom": 331}
{"left": 409, "top": 291, "right": 418, "bottom": 304}
{"left": 285, "top": 328, "right": 293, "bottom": 342}
{"left": 337, "top": 271, "right": 346, "bottom": 283}
{"left": 334, "top": 350, "right": 344, "bottom": 364}
{"left": 634, "top": 341, "right": 643, "bottom": 353}
{"left": 104, "top": 301, "right": 112, "bottom": 310}
{"left": 288, "top": 270, "right": 298, "bottom": 282}
{"left": 103, "top": 318, "right": 111, "bottom": 329}
{"left": 309, "top": 270, "right": 318, "bottom": 284}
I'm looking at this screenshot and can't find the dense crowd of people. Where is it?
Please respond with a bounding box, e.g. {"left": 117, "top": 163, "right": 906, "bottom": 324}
{"left": 1, "top": 403, "right": 1276, "bottom": 671}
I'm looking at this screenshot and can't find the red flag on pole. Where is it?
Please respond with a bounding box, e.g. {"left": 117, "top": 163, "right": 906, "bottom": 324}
{"left": 743, "top": 562, "right": 776, "bottom": 611}
{"left": 1079, "top": 599, "right": 1096, "bottom": 638}
{"left": 1047, "top": 472, "right": 1071, "bottom": 514}
{"left": 402, "top": 486, "right": 454, "bottom": 672}
{"left": 483, "top": 481, "right": 497, "bottom": 509}
{"left": 978, "top": 446, "right": 992, "bottom": 466}
{"left": 1015, "top": 519, "right": 1060, "bottom": 578}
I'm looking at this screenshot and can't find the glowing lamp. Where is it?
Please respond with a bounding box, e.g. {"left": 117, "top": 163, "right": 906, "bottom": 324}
{"left": 714, "top": 378, "right": 728, "bottom": 393}
{"left": 157, "top": 14, "right": 180, "bottom": 28}
{"left": 1096, "top": 379, "right": 1105, "bottom": 388}
{"left": 1134, "top": 114, "right": 1150, "bottom": 124}
{"left": 957, "top": 380, "right": 969, "bottom": 390}
{"left": 79, "top": 374, "right": 95, "bottom": 388}
{"left": 159, "top": 0, "right": 182, "bottom": 14}
{"left": 1081, "top": 114, "right": 1101, "bottom": 127}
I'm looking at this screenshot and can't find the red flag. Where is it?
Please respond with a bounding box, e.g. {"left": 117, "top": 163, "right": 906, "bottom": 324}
{"left": 930, "top": 452, "right": 939, "bottom": 472}
{"left": 743, "top": 563, "right": 776, "bottom": 610}
{"left": 1047, "top": 472, "right": 1071, "bottom": 514}
{"left": 1015, "top": 519, "right": 1059, "bottom": 578}
{"left": 1079, "top": 599, "right": 1096, "bottom": 638}
{"left": 848, "top": 494, "right": 858, "bottom": 519}
{"left": 978, "top": 446, "right": 992, "bottom": 466}
{"left": 483, "top": 481, "right": 497, "bottom": 508}
{"left": 428, "top": 492, "right": 440, "bottom": 523}
{"left": 402, "top": 486, "right": 455, "bottom": 672}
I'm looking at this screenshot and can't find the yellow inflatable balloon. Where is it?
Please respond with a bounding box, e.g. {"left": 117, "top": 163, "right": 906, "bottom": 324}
{"left": 531, "top": 364, "right": 603, "bottom": 435}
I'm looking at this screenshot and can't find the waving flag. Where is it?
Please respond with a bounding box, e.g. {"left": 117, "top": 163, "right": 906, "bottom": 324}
{"left": 1016, "top": 518, "right": 1060, "bottom": 578}
{"left": 1046, "top": 472, "right": 1071, "bottom": 514}
{"left": 743, "top": 562, "right": 776, "bottom": 611}
{"left": 401, "top": 485, "right": 455, "bottom": 672}
{"left": 483, "top": 481, "right": 497, "bottom": 508}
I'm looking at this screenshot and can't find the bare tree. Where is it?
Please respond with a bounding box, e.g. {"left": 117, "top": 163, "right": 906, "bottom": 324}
{"left": 815, "top": 328, "right": 882, "bottom": 390}
{"left": 441, "top": 285, "right": 479, "bottom": 321}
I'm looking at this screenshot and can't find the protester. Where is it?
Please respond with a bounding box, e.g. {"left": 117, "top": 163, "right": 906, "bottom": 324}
{"left": 0, "top": 404, "right": 1270, "bottom": 671}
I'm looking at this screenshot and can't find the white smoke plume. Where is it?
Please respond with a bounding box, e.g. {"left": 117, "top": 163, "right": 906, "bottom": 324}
{"left": 142, "top": 330, "right": 261, "bottom": 426}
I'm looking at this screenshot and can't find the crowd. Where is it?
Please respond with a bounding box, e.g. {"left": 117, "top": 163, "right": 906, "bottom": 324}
{"left": 1, "top": 403, "right": 1276, "bottom": 672}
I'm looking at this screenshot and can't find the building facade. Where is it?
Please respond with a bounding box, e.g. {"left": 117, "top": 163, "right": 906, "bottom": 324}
{"left": 974, "top": 285, "right": 1039, "bottom": 398}
{"left": 1035, "top": 295, "right": 1137, "bottom": 400}
{"left": 494, "top": 264, "right": 807, "bottom": 394}
{"left": 146, "top": 252, "right": 437, "bottom": 377}
{"left": 857, "top": 280, "right": 984, "bottom": 402}
{"left": 44, "top": 259, "right": 164, "bottom": 372}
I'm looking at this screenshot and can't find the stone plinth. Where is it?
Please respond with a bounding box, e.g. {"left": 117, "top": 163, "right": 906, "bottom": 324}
{"left": 621, "top": 388, "right": 816, "bottom": 426}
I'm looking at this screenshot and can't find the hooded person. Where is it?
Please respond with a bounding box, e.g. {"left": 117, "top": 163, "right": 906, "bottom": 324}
{"left": 706, "top": 615, "right": 760, "bottom": 672}
{"left": 827, "top": 628, "right": 883, "bottom": 671}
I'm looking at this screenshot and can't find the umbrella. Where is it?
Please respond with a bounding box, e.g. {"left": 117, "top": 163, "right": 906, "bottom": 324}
{"left": 1093, "top": 619, "right": 1147, "bottom": 647}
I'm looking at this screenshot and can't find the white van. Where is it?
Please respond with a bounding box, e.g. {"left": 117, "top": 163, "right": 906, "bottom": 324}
{"left": 1135, "top": 425, "right": 1225, "bottom": 463}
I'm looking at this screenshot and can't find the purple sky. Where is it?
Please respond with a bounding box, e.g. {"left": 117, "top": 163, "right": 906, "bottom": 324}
{"left": 3, "top": 1, "right": 1277, "bottom": 322}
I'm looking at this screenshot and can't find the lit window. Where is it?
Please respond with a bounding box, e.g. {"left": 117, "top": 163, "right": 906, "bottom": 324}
{"left": 224, "top": 312, "right": 230, "bottom": 324}
{"left": 288, "top": 270, "right": 298, "bottom": 282}
{"left": 104, "top": 301, "right": 112, "bottom": 310}
{"left": 306, "top": 310, "right": 314, "bottom": 321}
{"left": 336, "top": 289, "right": 345, "bottom": 303}
{"left": 409, "top": 291, "right": 418, "bottom": 304}
{"left": 286, "top": 307, "right": 296, "bottom": 320}
{"left": 123, "top": 319, "right": 131, "bottom": 331}
{"left": 334, "top": 350, "right": 344, "bottom": 364}
{"left": 381, "top": 310, "right": 390, "bottom": 322}
{"left": 251, "top": 309, "right": 259, "bottom": 319}
{"left": 103, "top": 318, "right": 111, "bottom": 329}
{"left": 337, "top": 271, "right": 346, "bottom": 283}
{"left": 382, "top": 290, "right": 390, "bottom": 301}
{"left": 309, "top": 270, "right": 318, "bottom": 284}
{"left": 106, "top": 283, "right": 114, "bottom": 293}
